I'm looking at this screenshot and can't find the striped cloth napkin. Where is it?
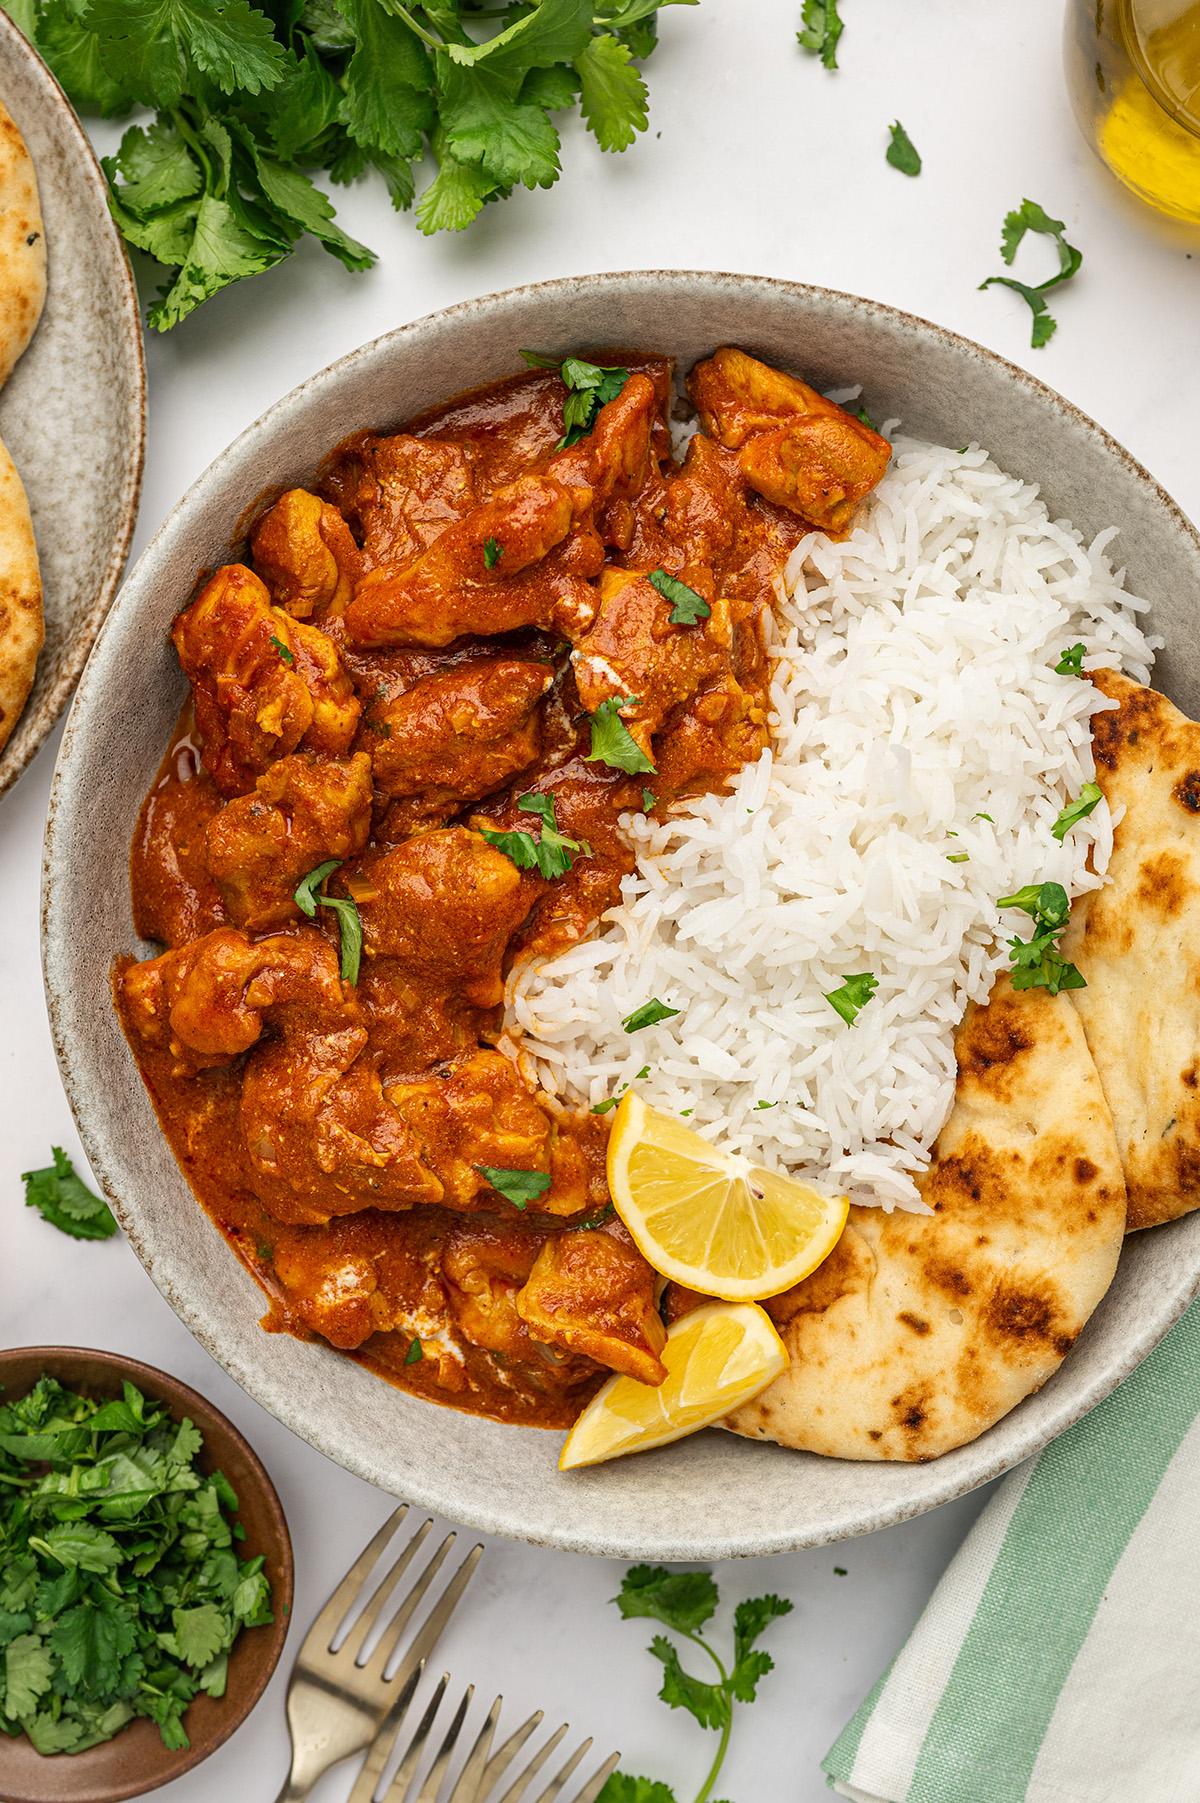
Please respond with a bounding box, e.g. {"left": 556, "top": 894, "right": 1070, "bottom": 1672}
{"left": 823, "top": 1295, "right": 1200, "bottom": 1803}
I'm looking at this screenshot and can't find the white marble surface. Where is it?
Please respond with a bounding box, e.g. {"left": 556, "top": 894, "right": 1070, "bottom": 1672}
{"left": 3, "top": 0, "right": 1199, "bottom": 1794}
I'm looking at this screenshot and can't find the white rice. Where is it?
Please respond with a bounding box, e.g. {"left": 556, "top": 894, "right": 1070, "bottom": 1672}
{"left": 505, "top": 433, "right": 1160, "bottom": 1212}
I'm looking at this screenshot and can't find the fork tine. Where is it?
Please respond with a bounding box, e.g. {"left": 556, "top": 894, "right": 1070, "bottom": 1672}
{"left": 474, "top": 1708, "right": 544, "bottom": 1798}
{"left": 528, "top": 1738, "right": 591, "bottom": 1803}
{"left": 378, "top": 1541, "right": 485, "bottom": 1688}
{"left": 410, "top": 1686, "right": 474, "bottom": 1803}
{"left": 361, "top": 1531, "right": 453, "bottom": 1674}
{"left": 444, "top": 1693, "right": 502, "bottom": 1803}
{"left": 344, "top": 1660, "right": 426, "bottom": 1803}
{"left": 380, "top": 1672, "right": 451, "bottom": 1803}
{"left": 305, "top": 1505, "right": 411, "bottom": 1652}
{"left": 342, "top": 1517, "right": 435, "bottom": 1664}
{"left": 488, "top": 1723, "right": 569, "bottom": 1803}
{"left": 571, "top": 1754, "right": 622, "bottom": 1803}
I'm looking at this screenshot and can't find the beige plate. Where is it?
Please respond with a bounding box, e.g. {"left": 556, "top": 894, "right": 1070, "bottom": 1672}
{"left": 0, "top": 12, "right": 144, "bottom": 798}
{"left": 41, "top": 271, "right": 1200, "bottom": 1559}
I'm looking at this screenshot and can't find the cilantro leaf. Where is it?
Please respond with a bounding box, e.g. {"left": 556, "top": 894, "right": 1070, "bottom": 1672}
{"left": 416, "top": 127, "right": 498, "bottom": 234}
{"left": 49, "top": 1595, "right": 135, "bottom": 1692}
{"left": 1052, "top": 782, "right": 1103, "bottom": 842}
{"left": 648, "top": 568, "right": 710, "bottom": 624}
{"left": 484, "top": 536, "right": 502, "bottom": 569}
{"left": 439, "top": 58, "right": 563, "bottom": 189}
{"left": 337, "top": 0, "right": 433, "bottom": 159}
{"left": 173, "top": 1602, "right": 227, "bottom": 1668}
{"left": 29, "top": 1524, "right": 123, "bottom": 1573}
{"left": 25, "top": 1710, "right": 86, "bottom": 1753}
{"left": 149, "top": 194, "right": 288, "bottom": 333}
{"left": 726, "top": 1647, "right": 774, "bottom": 1704}
{"left": 997, "top": 881, "right": 1085, "bottom": 994}
{"left": 1056, "top": 642, "right": 1087, "bottom": 674}
{"left": 403, "top": 1337, "right": 423, "bottom": 1365}
{"left": 978, "top": 275, "right": 1059, "bottom": 348}
{"left": 4, "top": 1635, "right": 55, "bottom": 1719}
{"left": 797, "top": 0, "right": 843, "bottom": 68}
{"left": 597, "top": 1776, "right": 677, "bottom": 1803}
{"left": 533, "top": 355, "right": 631, "bottom": 448}
{"left": 886, "top": 119, "right": 921, "bottom": 176}
{"left": 650, "top": 1634, "right": 730, "bottom": 1730}
{"left": 575, "top": 32, "right": 648, "bottom": 152}
{"left": 824, "top": 972, "right": 878, "bottom": 1026}
{"left": 481, "top": 792, "right": 589, "bottom": 880}
{"left": 294, "top": 859, "right": 363, "bottom": 984}
{"left": 732, "top": 1592, "right": 793, "bottom": 1662}
{"left": 111, "top": 119, "right": 202, "bottom": 211}
{"left": 622, "top": 999, "right": 680, "bottom": 1033}
{"left": 585, "top": 696, "right": 656, "bottom": 775}
{"left": 22, "top": 1148, "right": 118, "bottom": 1240}
{"left": 474, "top": 1165, "right": 553, "bottom": 1209}
{"left": 614, "top": 1565, "right": 718, "bottom": 1632}
{"left": 981, "top": 198, "right": 1082, "bottom": 348}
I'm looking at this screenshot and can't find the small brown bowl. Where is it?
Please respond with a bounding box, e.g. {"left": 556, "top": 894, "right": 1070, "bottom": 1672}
{"left": 0, "top": 1348, "right": 293, "bottom": 1803}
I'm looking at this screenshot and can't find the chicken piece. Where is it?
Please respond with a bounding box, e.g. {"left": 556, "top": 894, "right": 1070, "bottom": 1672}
{"left": 270, "top": 1212, "right": 450, "bottom": 1350}
{"left": 651, "top": 670, "right": 769, "bottom": 794}
{"left": 387, "top": 1049, "right": 590, "bottom": 1215}
{"left": 120, "top": 925, "right": 348, "bottom": 1070}
{"left": 372, "top": 659, "right": 551, "bottom": 817}
{"left": 361, "top": 827, "right": 540, "bottom": 1009}
{"left": 344, "top": 475, "right": 601, "bottom": 649}
{"left": 571, "top": 567, "right": 729, "bottom": 760}
{"left": 515, "top": 1221, "right": 668, "bottom": 1384}
{"left": 206, "top": 752, "right": 373, "bottom": 932}
{"left": 251, "top": 489, "right": 360, "bottom": 619}
{"left": 173, "top": 564, "right": 361, "bottom": 795}
{"left": 441, "top": 1217, "right": 551, "bottom": 1360}
{"left": 688, "top": 347, "right": 890, "bottom": 536}
{"left": 355, "top": 435, "right": 480, "bottom": 572}
{"left": 546, "top": 372, "right": 662, "bottom": 514}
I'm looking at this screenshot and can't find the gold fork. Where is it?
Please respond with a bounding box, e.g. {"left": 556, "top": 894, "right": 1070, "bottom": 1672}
{"left": 347, "top": 1670, "right": 621, "bottom": 1803}
{"left": 273, "top": 1506, "right": 484, "bottom": 1803}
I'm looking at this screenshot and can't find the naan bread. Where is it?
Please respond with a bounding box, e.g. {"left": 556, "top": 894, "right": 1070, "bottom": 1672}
{"left": 0, "top": 96, "right": 45, "bottom": 391}
{"left": 0, "top": 434, "right": 41, "bottom": 755}
{"left": 1061, "top": 669, "right": 1200, "bottom": 1232}
{"left": 725, "top": 977, "right": 1126, "bottom": 1460}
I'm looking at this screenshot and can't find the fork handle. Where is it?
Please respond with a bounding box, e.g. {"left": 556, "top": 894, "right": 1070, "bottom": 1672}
{"left": 271, "top": 1777, "right": 312, "bottom": 1803}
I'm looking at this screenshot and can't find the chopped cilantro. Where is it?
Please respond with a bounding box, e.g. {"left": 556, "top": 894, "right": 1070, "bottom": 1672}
{"left": 648, "top": 568, "right": 711, "bottom": 625}
{"left": 1052, "top": 782, "right": 1103, "bottom": 842}
{"left": 797, "top": 0, "right": 843, "bottom": 68}
{"left": 483, "top": 537, "right": 502, "bottom": 570}
{"left": 591, "top": 1094, "right": 623, "bottom": 1114}
{"left": 269, "top": 634, "right": 293, "bottom": 666}
{"left": 856, "top": 406, "right": 877, "bottom": 431}
{"left": 997, "top": 880, "right": 1085, "bottom": 994}
{"left": 635, "top": 1064, "right": 650, "bottom": 1079}
{"left": 480, "top": 792, "right": 589, "bottom": 881}
{"left": 403, "top": 1338, "right": 423, "bottom": 1365}
{"left": 980, "top": 198, "right": 1082, "bottom": 348}
{"left": 834, "top": 1566, "right": 848, "bottom": 1575}
{"left": 886, "top": 120, "right": 921, "bottom": 176}
{"left": 642, "top": 788, "right": 657, "bottom": 811}
{"left": 474, "top": 1165, "right": 553, "bottom": 1209}
{"left": 22, "top": 1149, "right": 118, "bottom": 1241}
{"left": 293, "top": 859, "right": 363, "bottom": 985}
{"left": 622, "top": 999, "right": 680, "bottom": 1033}
{"left": 585, "top": 696, "right": 657, "bottom": 775}
{"left": 973, "top": 811, "right": 994, "bottom": 823}
{"left": 824, "top": 972, "right": 878, "bottom": 1026}
{"left": 947, "top": 852, "right": 970, "bottom": 863}
{"left": 1055, "top": 642, "right": 1087, "bottom": 675}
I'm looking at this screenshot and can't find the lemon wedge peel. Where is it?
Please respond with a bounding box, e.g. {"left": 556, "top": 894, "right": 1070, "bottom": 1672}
{"left": 559, "top": 1300, "right": 788, "bottom": 1470}
{"left": 605, "top": 1093, "right": 850, "bottom": 1302}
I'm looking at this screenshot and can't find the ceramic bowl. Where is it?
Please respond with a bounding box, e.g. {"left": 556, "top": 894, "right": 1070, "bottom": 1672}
{"left": 0, "top": 13, "right": 145, "bottom": 798}
{"left": 0, "top": 1347, "right": 293, "bottom": 1803}
{"left": 41, "top": 270, "right": 1200, "bottom": 1560}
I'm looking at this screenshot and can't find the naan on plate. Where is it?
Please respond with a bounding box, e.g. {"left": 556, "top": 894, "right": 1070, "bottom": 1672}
{"left": 0, "top": 433, "right": 41, "bottom": 754}
{"left": 1062, "top": 668, "right": 1200, "bottom": 1232}
{"left": 725, "top": 977, "right": 1126, "bottom": 1460}
{"left": 0, "top": 94, "right": 44, "bottom": 756}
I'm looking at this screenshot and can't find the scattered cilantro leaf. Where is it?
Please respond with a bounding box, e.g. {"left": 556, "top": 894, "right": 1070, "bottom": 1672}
{"left": 886, "top": 120, "right": 921, "bottom": 175}
{"left": 474, "top": 1165, "right": 553, "bottom": 1209}
{"left": 403, "top": 1338, "right": 423, "bottom": 1365}
{"left": 293, "top": 859, "right": 362, "bottom": 985}
{"left": 997, "top": 880, "right": 1085, "bottom": 994}
{"left": 980, "top": 198, "right": 1082, "bottom": 348}
{"left": 947, "top": 852, "right": 969, "bottom": 863}
{"left": 269, "top": 634, "right": 293, "bottom": 665}
{"left": 622, "top": 999, "right": 680, "bottom": 1033}
{"left": 973, "top": 811, "right": 994, "bottom": 822}
{"left": 824, "top": 972, "right": 878, "bottom": 1026}
{"left": 483, "top": 537, "right": 502, "bottom": 569}
{"left": 797, "top": 0, "right": 843, "bottom": 68}
{"left": 642, "top": 788, "right": 656, "bottom": 811}
{"left": 1056, "top": 642, "right": 1087, "bottom": 675}
{"left": 480, "top": 792, "right": 589, "bottom": 880}
{"left": 585, "top": 696, "right": 656, "bottom": 775}
{"left": 1052, "top": 782, "right": 1103, "bottom": 842}
{"left": 591, "top": 1094, "right": 622, "bottom": 1113}
{"left": 532, "top": 355, "right": 633, "bottom": 448}
{"left": 855, "top": 405, "right": 876, "bottom": 430}
{"left": 22, "top": 1149, "right": 118, "bottom": 1241}
{"left": 648, "top": 568, "right": 711, "bottom": 625}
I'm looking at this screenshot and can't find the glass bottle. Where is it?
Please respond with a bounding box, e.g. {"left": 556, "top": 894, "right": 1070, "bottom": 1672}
{"left": 1064, "top": 0, "right": 1200, "bottom": 222}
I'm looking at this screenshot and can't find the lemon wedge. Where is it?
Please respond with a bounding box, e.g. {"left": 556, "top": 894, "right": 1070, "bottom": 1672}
{"left": 560, "top": 1301, "right": 787, "bottom": 1469}
{"left": 606, "top": 1092, "right": 849, "bottom": 1301}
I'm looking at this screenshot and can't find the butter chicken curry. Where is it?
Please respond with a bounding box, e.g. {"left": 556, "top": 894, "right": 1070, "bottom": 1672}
{"left": 116, "top": 347, "right": 890, "bottom": 1429}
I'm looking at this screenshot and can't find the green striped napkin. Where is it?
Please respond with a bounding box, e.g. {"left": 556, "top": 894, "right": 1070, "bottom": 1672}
{"left": 823, "top": 1295, "right": 1200, "bottom": 1803}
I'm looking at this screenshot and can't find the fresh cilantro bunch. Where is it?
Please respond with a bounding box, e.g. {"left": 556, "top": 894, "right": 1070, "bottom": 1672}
{"left": 23, "top": 1149, "right": 118, "bottom": 1241}
{"left": 600, "top": 1565, "right": 793, "bottom": 1803}
{"left": 0, "top": 1377, "right": 273, "bottom": 1755}
{"left": 997, "top": 880, "right": 1085, "bottom": 995}
{"left": 4, "top": 0, "right": 697, "bottom": 328}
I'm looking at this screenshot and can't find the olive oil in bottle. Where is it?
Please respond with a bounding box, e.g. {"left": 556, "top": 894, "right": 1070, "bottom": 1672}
{"left": 1065, "top": 0, "right": 1200, "bottom": 222}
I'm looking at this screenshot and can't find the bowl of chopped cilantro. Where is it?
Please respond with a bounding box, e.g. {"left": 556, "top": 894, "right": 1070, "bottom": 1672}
{"left": 0, "top": 1347, "right": 292, "bottom": 1802}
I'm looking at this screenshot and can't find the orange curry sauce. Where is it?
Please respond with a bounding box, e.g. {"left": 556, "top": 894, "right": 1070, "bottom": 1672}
{"left": 114, "top": 349, "right": 889, "bottom": 1428}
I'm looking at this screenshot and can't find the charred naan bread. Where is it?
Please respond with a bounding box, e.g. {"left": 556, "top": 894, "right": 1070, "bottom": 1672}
{"left": 1060, "top": 669, "right": 1200, "bottom": 1232}
{"left": 725, "top": 977, "right": 1126, "bottom": 1460}
{"left": 0, "top": 97, "right": 44, "bottom": 392}
{"left": 0, "top": 435, "right": 41, "bottom": 755}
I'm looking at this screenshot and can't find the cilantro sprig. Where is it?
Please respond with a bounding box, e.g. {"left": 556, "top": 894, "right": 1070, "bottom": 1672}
{"left": 16, "top": 0, "right": 696, "bottom": 329}
{"left": 824, "top": 972, "right": 877, "bottom": 1026}
{"left": 22, "top": 1149, "right": 118, "bottom": 1241}
{"left": 1052, "top": 782, "right": 1103, "bottom": 842}
{"left": 796, "top": 0, "right": 843, "bottom": 68}
{"left": 0, "top": 1376, "right": 272, "bottom": 1755}
{"left": 997, "top": 880, "right": 1085, "bottom": 994}
{"left": 480, "top": 792, "right": 590, "bottom": 880}
{"left": 886, "top": 120, "right": 921, "bottom": 176}
{"left": 599, "top": 1565, "right": 792, "bottom": 1803}
{"left": 585, "top": 696, "right": 657, "bottom": 774}
{"left": 648, "top": 569, "right": 711, "bottom": 625}
{"left": 521, "top": 351, "right": 632, "bottom": 449}
{"left": 474, "top": 1164, "right": 552, "bottom": 1209}
{"left": 980, "top": 199, "right": 1083, "bottom": 348}
{"left": 1055, "top": 642, "right": 1087, "bottom": 675}
{"left": 294, "top": 858, "right": 363, "bottom": 984}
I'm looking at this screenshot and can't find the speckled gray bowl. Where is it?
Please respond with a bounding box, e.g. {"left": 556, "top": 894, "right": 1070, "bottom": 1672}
{"left": 0, "top": 11, "right": 145, "bottom": 799}
{"left": 42, "top": 271, "right": 1200, "bottom": 1559}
